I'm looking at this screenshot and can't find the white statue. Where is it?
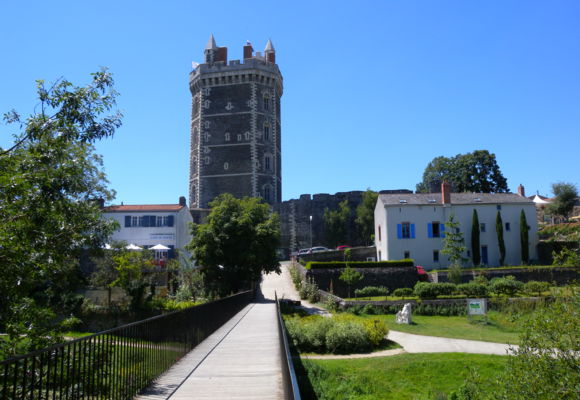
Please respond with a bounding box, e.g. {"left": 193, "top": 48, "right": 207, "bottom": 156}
{"left": 396, "top": 303, "right": 412, "bottom": 324}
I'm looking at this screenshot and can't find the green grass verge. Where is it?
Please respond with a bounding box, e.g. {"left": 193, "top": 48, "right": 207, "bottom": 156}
{"left": 347, "top": 312, "right": 522, "bottom": 344}
{"left": 296, "top": 353, "right": 507, "bottom": 400}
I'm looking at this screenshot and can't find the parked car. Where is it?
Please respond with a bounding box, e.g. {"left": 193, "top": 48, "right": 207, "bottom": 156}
{"left": 297, "top": 248, "right": 310, "bottom": 256}
{"left": 309, "top": 246, "right": 330, "bottom": 253}
{"left": 336, "top": 245, "right": 352, "bottom": 251}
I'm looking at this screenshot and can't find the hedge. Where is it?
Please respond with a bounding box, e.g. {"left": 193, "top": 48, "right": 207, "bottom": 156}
{"left": 305, "top": 259, "right": 415, "bottom": 270}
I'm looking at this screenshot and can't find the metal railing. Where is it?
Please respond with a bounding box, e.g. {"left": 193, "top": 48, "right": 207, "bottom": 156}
{"left": 275, "top": 293, "right": 301, "bottom": 400}
{"left": 1, "top": 290, "right": 254, "bottom": 399}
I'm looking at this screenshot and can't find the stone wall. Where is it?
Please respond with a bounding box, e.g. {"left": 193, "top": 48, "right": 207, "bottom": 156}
{"left": 296, "top": 262, "right": 418, "bottom": 298}
{"left": 273, "top": 189, "right": 411, "bottom": 258}
{"left": 431, "top": 266, "right": 579, "bottom": 284}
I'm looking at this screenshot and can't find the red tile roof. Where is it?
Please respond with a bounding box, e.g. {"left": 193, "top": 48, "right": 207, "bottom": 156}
{"left": 103, "top": 204, "right": 184, "bottom": 212}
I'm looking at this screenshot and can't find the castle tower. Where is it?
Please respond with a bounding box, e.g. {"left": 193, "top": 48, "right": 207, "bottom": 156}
{"left": 189, "top": 36, "right": 283, "bottom": 210}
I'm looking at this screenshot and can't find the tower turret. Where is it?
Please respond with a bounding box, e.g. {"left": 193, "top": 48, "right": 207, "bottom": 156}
{"left": 189, "top": 37, "right": 283, "bottom": 210}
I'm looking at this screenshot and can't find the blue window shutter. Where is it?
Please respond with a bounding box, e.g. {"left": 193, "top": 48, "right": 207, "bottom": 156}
{"left": 150, "top": 216, "right": 156, "bottom": 227}
{"left": 440, "top": 224, "right": 445, "bottom": 238}
{"left": 143, "top": 216, "right": 149, "bottom": 227}
{"left": 168, "top": 215, "right": 174, "bottom": 227}
{"left": 397, "top": 224, "right": 402, "bottom": 239}
{"left": 428, "top": 223, "right": 433, "bottom": 238}
{"left": 411, "top": 224, "right": 416, "bottom": 239}
{"left": 125, "top": 216, "right": 131, "bottom": 227}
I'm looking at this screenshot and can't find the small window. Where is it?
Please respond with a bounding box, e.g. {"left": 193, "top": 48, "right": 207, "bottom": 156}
{"left": 505, "top": 222, "right": 511, "bottom": 231}
{"left": 224, "top": 162, "right": 229, "bottom": 170}
{"left": 205, "top": 156, "right": 210, "bottom": 165}
{"left": 263, "top": 185, "right": 271, "bottom": 202}
{"left": 225, "top": 132, "right": 230, "bottom": 141}
{"left": 264, "top": 156, "right": 271, "bottom": 171}
{"left": 433, "top": 250, "right": 439, "bottom": 262}
{"left": 378, "top": 225, "right": 381, "bottom": 241}
{"left": 402, "top": 222, "right": 411, "bottom": 238}
{"left": 497, "top": 205, "right": 502, "bottom": 210}
{"left": 263, "top": 96, "right": 269, "bottom": 110}
{"left": 131, "top": 216, "right": 139, "bottom": 227}
{"left": 237, "top": 134, "right": 242, "bottom": 141}
{"left": 480, "top": 223, "right": 486, "bottom": 233}
{"left": 432, "top": 222, "right": 440, "bottom": 238}
{"left": 455, "top": 227, "right": 461, "bottom": 234}
{"left": 404, "top": 251, "right": 410, "bottom": 259}
{"left": 263, "top": 125, "right": 270, "bottom": 141}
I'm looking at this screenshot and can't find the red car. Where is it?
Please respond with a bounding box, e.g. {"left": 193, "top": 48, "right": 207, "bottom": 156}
{"left": 336, "top": 245, "right": 352, "bottom": 251}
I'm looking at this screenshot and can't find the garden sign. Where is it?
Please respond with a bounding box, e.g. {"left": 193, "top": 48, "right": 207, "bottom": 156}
{"left": 467, "top": 298, "right": 487, "bottom": 316}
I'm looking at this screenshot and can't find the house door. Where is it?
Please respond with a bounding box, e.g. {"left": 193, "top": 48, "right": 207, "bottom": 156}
{"left": 481, "top": 245, "right": 488, "bottom": 265}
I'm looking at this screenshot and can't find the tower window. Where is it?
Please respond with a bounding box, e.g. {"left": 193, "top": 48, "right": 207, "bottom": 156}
{"left": 237, "top": 134, "right": 242, "bottom": 141}
{"left": 245, "top": 132, "right": 250, "bottom": 140}
{"left": 264, "top": 155, "right": 271, "bottom": 171}
{"left": 263, "top": 96, "right": 269, "bottom": 110}
{"left": 433, "top": 250, "right": 439, "bottom": 262}
{"left": 225, "top": 132, "right": 230, "bottom": 141}
{"left": 263, "top": 185, "right": 272, "bottom": 202}
{"left": 224, "top": 162, "right": 229, "bottom": 170}
{"left": 205, "top": 156, "right": 210, "bottom": 164}
{"left": 264, "top": 125, "right": 270, "bottom": 141}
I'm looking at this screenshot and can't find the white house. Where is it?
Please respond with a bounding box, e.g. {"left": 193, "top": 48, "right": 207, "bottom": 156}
{"left": 102, "top": 196, "right": 193, "bottom": 261}
{"left": 374, "top": 182, "right": 538, "bottom": 269}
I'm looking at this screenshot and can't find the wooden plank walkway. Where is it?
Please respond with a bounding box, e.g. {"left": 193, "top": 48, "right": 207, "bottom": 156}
{"left": 136, "top": 301, "right": 284, "bottom": 400}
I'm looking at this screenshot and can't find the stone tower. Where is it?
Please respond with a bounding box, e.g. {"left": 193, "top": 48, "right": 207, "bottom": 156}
{"left": 189, "top": 35, "right": 283, "bottom": 211}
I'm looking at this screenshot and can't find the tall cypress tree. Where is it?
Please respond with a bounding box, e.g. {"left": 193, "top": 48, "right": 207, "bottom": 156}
{"left": 496, "top": 211, "right": 506, "bottom": 265}
{"left": 520, "top": 210, "right": 529, "bottom": 264}
{"left": 471, "top": 209, "right": 481, "bottom": 266}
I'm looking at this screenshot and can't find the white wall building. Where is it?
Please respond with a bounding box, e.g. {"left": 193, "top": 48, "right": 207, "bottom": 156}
{"left": 374, "top": 183, "right": 538, "bottom": 269}
{"left": 102, "top": 197, "right": 193, "bottom": 260}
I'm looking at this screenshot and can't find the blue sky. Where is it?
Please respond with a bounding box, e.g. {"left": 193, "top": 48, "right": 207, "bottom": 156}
{"left": 1, "top": 1, "right": 578, "bottom": 205}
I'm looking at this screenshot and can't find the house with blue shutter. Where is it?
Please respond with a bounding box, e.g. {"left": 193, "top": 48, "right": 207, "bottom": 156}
{"left": 374, "top": 182, "right": 538, "bottom": 269}
{"left": 102, "top": 196, "right": 193, "bottom": 261}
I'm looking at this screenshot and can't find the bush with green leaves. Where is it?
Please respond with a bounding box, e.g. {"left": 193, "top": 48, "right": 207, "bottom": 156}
{"left": 490, "top": 276, "right": 524, "bottom": 296}
{"left": 363, "top": 319, "right": 389, "bottom": 346}
{"left": 289, "top": 264, "right": 303, "bottom": 290}
{"left": 414, "top": 282, "right": 457, "bottom": 299}
{"left": 325, "top": 321, "right": 371, "bottom": 354}
{"left": 552, "top": 247, "right": 580, "bottom": 267}
{"left": 522, "top": 281, "right": 550, "bottom": 297}
{"left": 354, "top": 286, "right": 388, "bottom": 298}
{"left": 457, "top": 283, "right": 489, "bottom": 297}
{"left": 298, "top": 277, "right": 320, "bottom": 303}
{"left": 393, "top": 287, "right": 414, "bottom": 299}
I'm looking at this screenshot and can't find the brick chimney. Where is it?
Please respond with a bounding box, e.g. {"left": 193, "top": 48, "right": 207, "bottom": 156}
{"left": 517, "top": 184, "right": 525, "bottom": 197}
{"left": 215, "top": 46, "right": 228, "bottom": 63}
{"left": 179, "top": 196, "right": 187, "bottom": 207}
{"left": 441, "top": 181, "right": 452, "bottom": 204}
{"left": 243, "top": 41, "right": 253, "bottom": 59}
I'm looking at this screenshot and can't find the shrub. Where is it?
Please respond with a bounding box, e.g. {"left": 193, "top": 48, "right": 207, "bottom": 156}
{"left": 305, "top": 260, "right": 414, "bottom": 269}
{"left": 414, "top": 282, "right": 457, "bottom": 299}
{"left": 457, "top": 283, "right": 489, "bottom": 297}
{"left": 325, "top": 321, "right": 371, "bottom": 354}
{"left": 414, "top": 282, "right": 438, "bottom": 299}
{"left": 289, "top": 264, "right": 303, "bottom": 290}
{"left": 490, "top": 276, "right": 524, "bottom": 296}
{"left": 299, "top": 277, "right": 320, "bottom": 303}
{"left": 552, "top": 247, "right": 580, "bottom": 267}
{"left": 471, "top": 275, "right": 489, "bottom": 286}
{"left": 354, "top": 286, "right": 389, "bottom": 298}
{"left": 363, "top": 319, "right": 388, "bottom": 346}
{"left": 523, "top": 281, "right": 551, "bottom": 297}
{"left": 393, "top": 287, "right": 414, "bottom": 299}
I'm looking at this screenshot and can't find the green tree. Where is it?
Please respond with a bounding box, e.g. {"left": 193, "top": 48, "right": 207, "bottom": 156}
{"left": 441, "top": 214, "right": 467, "bottom": 266}
{"left": 416, "top": 150, "right": 508, "bottom": 193}
{"left": 323, "top": 199, "right": 350, "bottom": 248}
{"left": 89, "top": 241, "right": 126, "bottom": 307}
{"left": 496, "top": 211, "right": 506, "bottom": 266}
{"left": 471, "top": 209, "right": 481, "bottom": 266}
{"left": 548, "top": 182, "right": 578, "bottom": 222}
{"left": 355, "top": 189, "right": 378, "bottom": 245}
{"left": 340, "top": 265, "right": 364, "bottom": 298}
{"left": 0, "top": 70, "right": 121, "bottom": 356}
{"left": 520, "top": 210, "right": 530, "bottom": 264}
{"left": 111, "top": 250, "right": 155, "bottom": 311}
{"left": 187, "top": 193, "right": 280, "bottom": 296}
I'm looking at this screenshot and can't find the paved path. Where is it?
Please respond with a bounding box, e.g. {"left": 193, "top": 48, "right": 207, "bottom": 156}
{"left": 138, "top": 297, "right": 284, "bottom": 399}
{"left": 387, "top": 330, "right": 517, "bottom": 355}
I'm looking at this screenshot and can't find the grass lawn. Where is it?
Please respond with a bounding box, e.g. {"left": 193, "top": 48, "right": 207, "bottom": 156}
{"left": 348, "top": 312, "right": 522, "bottom": 344}
{"left": 296, "top": 353, "right": 507, "bottom": 400}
